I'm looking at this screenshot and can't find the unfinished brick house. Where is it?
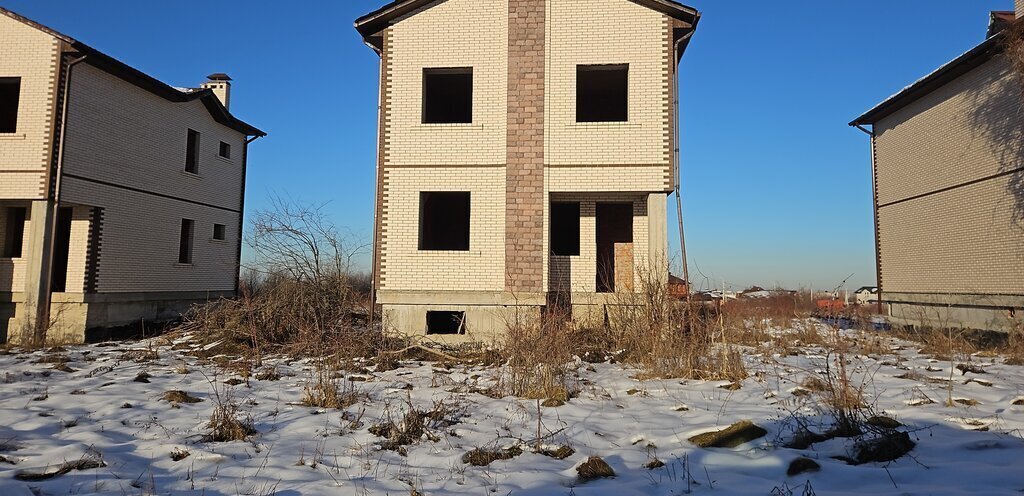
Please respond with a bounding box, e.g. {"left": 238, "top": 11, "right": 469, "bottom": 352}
{"left": 0, "top": 7, "right": 264, "bottom": 343}
{"left": 356, "top": 0, "right": 700, "bottom": 338}
{"left": 850, "top": 4, "right": 1024, "bottom": 332}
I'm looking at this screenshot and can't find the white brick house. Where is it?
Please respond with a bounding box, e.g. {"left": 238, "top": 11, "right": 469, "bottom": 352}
{"left": 356, "top": 0, "right": 700, "bottom": 339}
{"left": 0, "top": 7, "right": 264, "bottom": 343}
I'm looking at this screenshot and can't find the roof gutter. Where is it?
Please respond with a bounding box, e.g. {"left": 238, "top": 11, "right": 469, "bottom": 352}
{"left": 850, "top": 33, "right": 1004, "bottom": 126}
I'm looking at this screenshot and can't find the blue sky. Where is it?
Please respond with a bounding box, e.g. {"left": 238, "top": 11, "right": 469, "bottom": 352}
{"left": 1, "top": 0, "right": 1011, "bottom": 290}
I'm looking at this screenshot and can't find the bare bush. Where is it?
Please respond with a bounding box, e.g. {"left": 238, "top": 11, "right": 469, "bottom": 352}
{"left": 610, "top": 270, "right": 746, "bottom": 381}
{"left": 302, "top": 359, "right": 365, "bottom": 409}
{"left": 205, "top": 385, "right": 255, "bottom": 442}
{"left": 495, "top": 310, "right": 584, "bottom": 401}
{"left": 179, "top": 197, "right": 395, "bottom": 361}
{"left": 1005, "top": 16, "right": 1024, "bottom": 90}
{"left": 494, "top": 267, "right": 747, "bottom": 394}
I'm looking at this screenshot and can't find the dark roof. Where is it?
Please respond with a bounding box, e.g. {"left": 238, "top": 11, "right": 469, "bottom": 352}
{"left": 989, "top": 11, "right": 1016, "bottom": 38}
{"left": 355, "top": 0, "right": 699, "bottom": 46}
{"left": 850, "top": 15, "right": 1012, "bottom": 127}
{"left": 0, "top": 6, "right": 264, "bottom": 137}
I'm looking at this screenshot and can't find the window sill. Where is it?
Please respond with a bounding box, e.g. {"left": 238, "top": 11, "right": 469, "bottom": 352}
{"left": 0, "top": 133, "right": 27, "bottom": 140}
{"left": 210, "top": 238, "right": 227, "bottom": 243}
{"left": 417, "top": 249, "right": 472, "bottom": 253}
{"left": 181, "top": 170, "right": 202, "bottom": 179}
{"left": 413, "top": 123, "right": 483, "bottom": 129}
{"left": 570, "top": 121, "right": 640, "bottom": 128}
{"left": 215, "top": 155, "right": 233, "bottom": 164}
{"left": 0, "top": 256, "right": 23, "bottom": 260}
{"left": 175, "top": 263, "right": 194, "bottom": 268}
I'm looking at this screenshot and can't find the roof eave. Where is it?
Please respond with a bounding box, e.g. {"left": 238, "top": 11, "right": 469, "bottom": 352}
{"left": 850, "top": 34, "right": 1006, "bottom": 127}
{"left": 77, "top": 43, "right": 266, "bottom": 136}
{"left": 355, "top": 0, "right": 700, "bottom": 47}
{"left": 2, "top": 6, "right": 264, "bottom": 137}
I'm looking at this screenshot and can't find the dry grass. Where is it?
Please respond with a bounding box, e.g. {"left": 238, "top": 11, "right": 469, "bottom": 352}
{"left": 302, "top": 359, "right": 365, "bottom": 409}
{"left": 205, "top": 387, "right": 255, "bottom": 442}
{"left": 494, "top": 311, "right": 584, "bottom": 401}
{"left": 492, "top": 269, "right": 748, "bottom": 400}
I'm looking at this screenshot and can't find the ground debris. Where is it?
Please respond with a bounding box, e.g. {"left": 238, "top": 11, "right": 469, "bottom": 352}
{"left": 850, "top": 431, "right": 915, "bottom": 465}
{"left": 163, "top": 390, "right": 202, "bottom": 404}
{"left": 787, "top": 457, "right": 821, "bottom": 476}
{"left": 576, "top": 456, "right": 615, "bottom": 481}
{"left": 14, "top": 455, "right": 105, "bottom": 481}
{"left": 689, "top": 421, "right": 767, "bottom": 448}
{"left": 956, "top": 363, "right": 986, "bottom": 375}
{"left": 462, "top": 446, "right": 523, "bottom": 466}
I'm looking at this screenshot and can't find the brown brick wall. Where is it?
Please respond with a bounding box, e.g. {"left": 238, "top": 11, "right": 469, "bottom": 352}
{"left": 506, "top": 0, "right": 546, "bottom": 292}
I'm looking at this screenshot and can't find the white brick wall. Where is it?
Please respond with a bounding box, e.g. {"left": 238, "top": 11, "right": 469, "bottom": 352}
{"left": 547, "top": 165, "right": 670, "bottom": 192}
{"left": 61, "top": 177, "right": 240, "bottom": 293}
{"left": 379, "top": 166, "right": 505, "bottom": 292}
{"left": 56, "top": 63, "right": 247, "bottom": 294}
{"left": 386, "top": 0, "right": 508, "bottom": 167}
{"left": 545, "top": 0, "right": 671, "bottom": 172}
{"left": 63, "top": 64, "right": 246, "bottom": 211}
{"left": 877, "top": 173, "right": 1024, "bottom": 294}
{"left": 875, "top": 58, "right": 1019, "bottom": 205}
{"left": 0, "top": 13, "right": 60, "bottom": 200}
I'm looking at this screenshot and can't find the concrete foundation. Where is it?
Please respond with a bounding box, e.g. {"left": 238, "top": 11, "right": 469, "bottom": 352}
{"left": 884, "top": 292, "right": 1024, "bottom": 332}
{"left": 378, "top": 290, "right": 651, "bottom": 342}
{"left": 1, "top": 290, "right": 234, "bottom": 344}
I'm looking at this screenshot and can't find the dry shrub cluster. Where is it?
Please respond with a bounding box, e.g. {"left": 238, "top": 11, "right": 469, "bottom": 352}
{"left": 1006, "top": 16, "right": 1024, "bottom": 90}
{"left": 610, "top": 272, "right": 746, "bottom": 381}
{"left": 205, "top": 386, "right": 255, "bottom": 442}
{"left": 495, "top": 269, "right": 748, "bottom": 400}
{"left": 720, "top": 292, "right": 802, "bottom": 341}
{"left": 178, "top": 198, "right": 400, "bottom": 363}
{"left": 496, "top": 311, "right": 583, "bottom": 401}
{"left": 302, "top": 359, "right": 365, "bottom": 409}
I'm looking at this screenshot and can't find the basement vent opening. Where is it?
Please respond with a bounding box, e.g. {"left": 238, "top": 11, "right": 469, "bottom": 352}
{"left": 426, "top": 311, "right": 466, "bottom": 335}
{"left": 419, "top": 191, "right": 470, "bottom": 251}
{"left": 577, "top": 64, "right": 628, "bottom": 123}
{"left": 422, "top": 67, "right": 473, "bottom": 124}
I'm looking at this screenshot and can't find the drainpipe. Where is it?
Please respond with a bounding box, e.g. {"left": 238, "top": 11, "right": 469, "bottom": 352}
{"left": 36, "top": 53, "right": 87, "bottom": 341}
{"left": 854, "top": 123, "right": 884, "bottom": 315}
{"left": 673, "top": 29, "right": 695, "bottom": 303}
{"left": 365, "top": 39, "right": 384, "bottom": 333}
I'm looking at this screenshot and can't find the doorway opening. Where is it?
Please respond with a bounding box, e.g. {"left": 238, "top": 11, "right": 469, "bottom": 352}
{"left": 51, "top": 207, "right": 73, "bottom": 293}
{"left": 596, "top": 203, "right": 633, "bottom": 293}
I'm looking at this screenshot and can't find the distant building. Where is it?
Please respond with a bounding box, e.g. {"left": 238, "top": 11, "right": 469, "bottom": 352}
{"left": 0, "top": 8, "right": 264, "bottom": 343}
{"left": 850, "top": 5, "right": 1024, "bottom": 331}
{"left": 355, "top": 0, "right": 700, "bottom": 338}
{"left": 853, "top": 286, "right": 879, "bottom": 306}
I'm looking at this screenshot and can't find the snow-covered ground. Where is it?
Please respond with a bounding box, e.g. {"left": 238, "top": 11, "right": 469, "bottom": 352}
{"left": 1, "top": 322, "right": 1023, "bottom": 495}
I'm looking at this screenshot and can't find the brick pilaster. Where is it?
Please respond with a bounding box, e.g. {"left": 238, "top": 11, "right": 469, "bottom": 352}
{"left": 506, "top": 0, "right": 545, "bottom": 292}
